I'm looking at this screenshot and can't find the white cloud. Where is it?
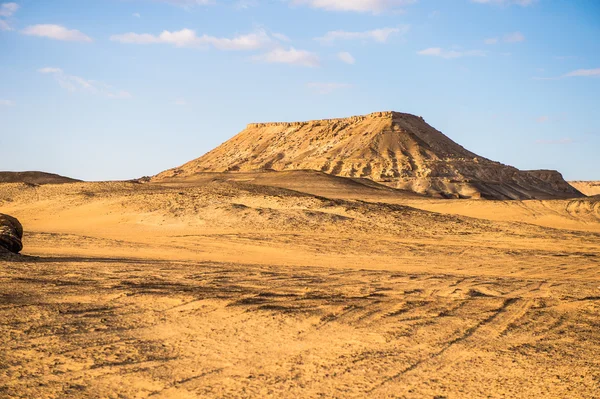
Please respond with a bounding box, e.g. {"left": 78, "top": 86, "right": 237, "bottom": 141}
{"left": 307, "top": 82, "right": 352, "bottom": 94}
{"left": 38, "top": 67, "right": 132, "bottom": 99}
{"left": 471, "top": 0, "right": 537, "bottom": 6}
{"left": 254, "top": 47, "right": 320, "bottom": 67}
{"left": 417, "top": 47, "right": 486, "bottom": 59}
{"left": 564, "top": 68, "right": 600, "bottom": 77}
{"left": 0, "top": 2, "right": 19, "bottom": 31}
{"left": 21, "top": 24, "right": 92, "bottom": 42}
{"left": 316, "top": 26, "right": 408, "bottom": 44}
{"left": 484, "top": 38, "right": 498, "bottom": 45}
{"left": 38, "top": 67, "right": 63, "bottom": 74}
{"left": 0, "top": 2, "right": 18, "bottom": 17}
{"left": 0, "top": 99, "right": 14, "bottom": 106}
{"left": 337, "top": 51, "right": 355, "bottom": 64}
{"left": 291, "top": 0, "right": 417, "bottom": 13}
{"left": 174, "top": 98, "right": 187, "bottom": 106}
{"left": 133, "top": 12, "right": 141, "bottom": 18}
{"left": 110, "top": 28, "right": 277, "bottom": 50}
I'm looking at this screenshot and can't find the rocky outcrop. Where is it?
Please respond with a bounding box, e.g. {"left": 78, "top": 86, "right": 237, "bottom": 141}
{"left": 154, "top": 111, "right": 584, "bottom": 200}
{"left": 0, "top": 213, "right": 23, "bottom": 254}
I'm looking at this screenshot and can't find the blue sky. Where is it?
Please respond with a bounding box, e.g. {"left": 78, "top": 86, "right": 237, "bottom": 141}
{"left": 0, "top": 0, "right": 599, "bottom": 181}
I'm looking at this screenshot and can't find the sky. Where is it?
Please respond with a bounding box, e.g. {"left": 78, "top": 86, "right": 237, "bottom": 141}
{"left": 0, "top": 0, "right": 599, "bottom": 181}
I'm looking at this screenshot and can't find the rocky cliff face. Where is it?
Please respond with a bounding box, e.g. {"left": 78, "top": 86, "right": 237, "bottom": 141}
{"left": 154, "top": 111, "right": 583, "bottom": 200}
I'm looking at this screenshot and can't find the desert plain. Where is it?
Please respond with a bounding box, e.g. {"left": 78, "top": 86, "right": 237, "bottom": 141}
{"left": 1, "top": 113, "right": 599, "bottom": 399}
{"left": 0, "top": 171, "right": 598, "bottom": 399}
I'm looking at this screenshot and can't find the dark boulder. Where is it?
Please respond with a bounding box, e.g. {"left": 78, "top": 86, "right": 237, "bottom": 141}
{"left": 0, "top": 213, "right": 23, "bottom": 254}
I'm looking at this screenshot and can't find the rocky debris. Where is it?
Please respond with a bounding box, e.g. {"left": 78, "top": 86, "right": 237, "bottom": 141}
{"left": 154, "top": 111, "right": 584, "bottom": 200}
{"left": 0, "top": 213, "right": 23, "bottom": 254}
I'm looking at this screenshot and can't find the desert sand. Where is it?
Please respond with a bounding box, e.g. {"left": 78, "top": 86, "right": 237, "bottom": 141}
{"left": 569, "top": 181, "right": 600, "bottom": 197}
{"left": 0, "top": 173, "right": 599, "bottom": 398}
{"left": 1, "top": 112, "right": 599, "bottom": 399}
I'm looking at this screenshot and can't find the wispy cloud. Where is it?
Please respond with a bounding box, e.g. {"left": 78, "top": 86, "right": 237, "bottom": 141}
{"left": 272, "top": 32, "right": 290, "bottom": 42}
{"left": 337, "top": 51, "right": 355, "bottom": 64}
{"left": 471, "top": 0, "right": 537, "bottom": 6}
{"left": 151, "top": 0, "right": 258, "bottom": 10}
{"left": 534, "top": 68, "right": 600, "bottom": 80}
{"left": 291, "top": 0, "right": 417, "bottom": 13}
{"left": 0, "top": 99, "right": 14, "bottom": 106}
{"left": 110, "top": 29, "right": 277, "bottom": 50}
{"left": 0, "top": 2, "right": 18, "bottom": 17}
{"left": 253, "top": 47, "right": 320, "bottom": 67}
{"left": 0, "top": 2, "right": 19, "bottom": 31}
{"left": 564, "top": 68, "right": 600, "bottom": 77}
{"left": 484, "top": 31, "right": 525, "bottom": 44}
{"left": 535, "top": 138, "right": 574, "bottom": 145}
{"left": 21, "top": 24, "right": 92, "bottom": 42}
{"left": 504, "top": 31, "right": 525, "bottom": 42}
{"left": 536, "top": 116, "right": 549, "bottom": 123}
{"left": 38, "top": 67, "right": 131, "bottom": 99}
{"left": 155, "top": 0, "right": 214, "bottom": 7}
{"left": 174, "top": 98, "right": 187, "bottom": 106}
{"left": 307, "top": 82, "right": 352, "bottom": 94}
{"left": 417, "top": 47, "right": 486, "bottom": 59}
{"left": 133, "top": 12, "right": 141, "bottom": 18}
{"left": 235, "top": 0, "right": 259, "bottom": 9}
{"left": 316, "top": 26, "right": 409, "bottom": 44}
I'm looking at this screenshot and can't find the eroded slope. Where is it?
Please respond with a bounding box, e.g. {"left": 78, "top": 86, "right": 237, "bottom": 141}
{"left": 155, "top": 112, "right": 581, "bottom": 200}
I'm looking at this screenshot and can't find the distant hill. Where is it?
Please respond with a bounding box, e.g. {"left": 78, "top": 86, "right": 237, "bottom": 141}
{"left": 154, "top": 111, "right": 582, "bottom": 200}
{"left": 0, "top": 171, "right": 81, "bottom": 185}
{"left": 569, "top": 181, "right": 600, "bottom": 197}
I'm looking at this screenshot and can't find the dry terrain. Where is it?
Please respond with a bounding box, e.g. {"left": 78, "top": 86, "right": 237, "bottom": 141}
{"left": 1, "top": 173, "right": 599, "bottom": 398}
{"left": 570, "top": 181, "right": 600, "bottom": 197}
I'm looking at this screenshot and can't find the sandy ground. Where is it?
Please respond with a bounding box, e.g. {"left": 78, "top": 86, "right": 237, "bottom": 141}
{"left": 1, "top": 174, "right": 599, "bottom": 398}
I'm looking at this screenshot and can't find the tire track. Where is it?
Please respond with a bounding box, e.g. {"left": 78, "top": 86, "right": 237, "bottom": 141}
{"left": 367, "top": 297, "right": 533, "bottom": 393}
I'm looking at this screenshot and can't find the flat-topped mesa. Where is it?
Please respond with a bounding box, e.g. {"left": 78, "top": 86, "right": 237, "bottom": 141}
{"left": 246, "top": 111, "right": 396, "bottom": 129}
{"left": 154, "top": 111, "right": 584, "bottom": 200}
